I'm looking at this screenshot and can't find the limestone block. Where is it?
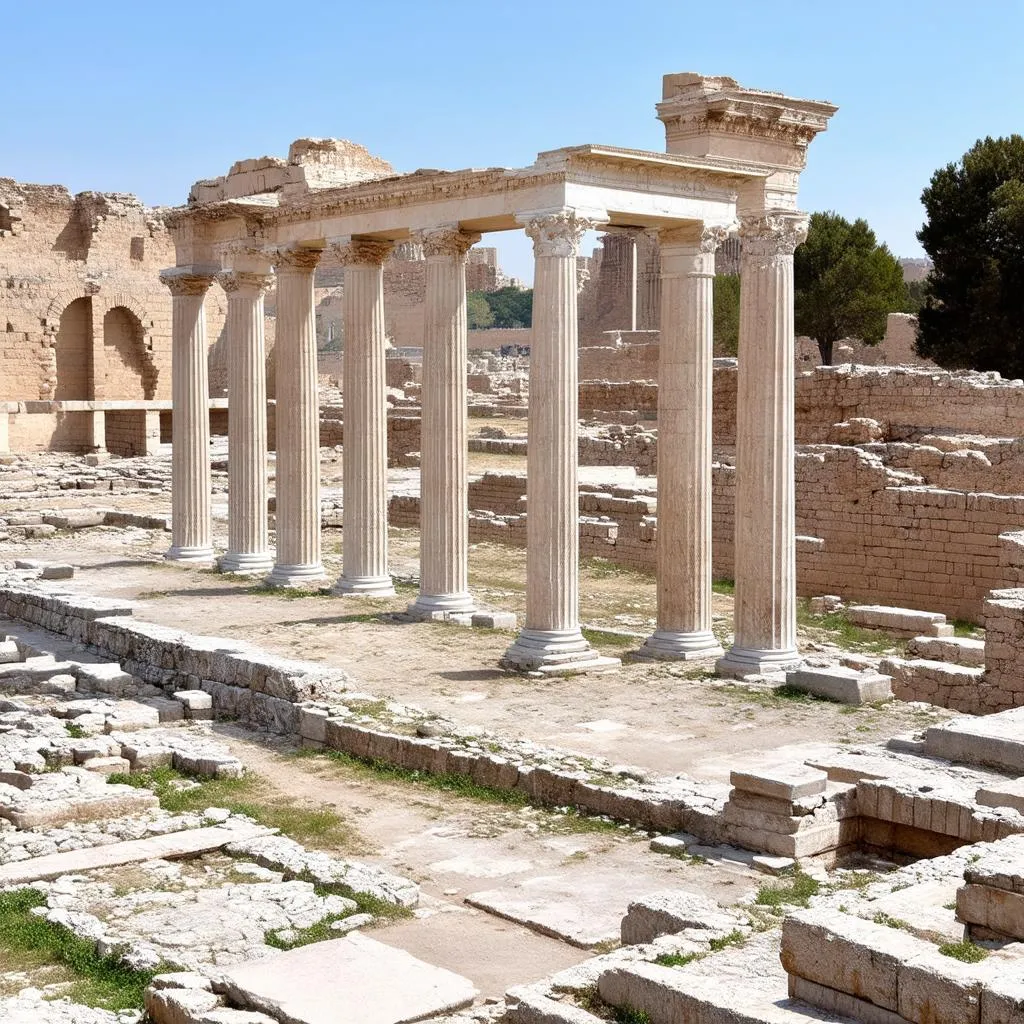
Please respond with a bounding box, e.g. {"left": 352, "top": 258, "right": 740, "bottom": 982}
{"left": 298, "top": 706, "right": 329, "bottom": 743}
{"left": 897, "top": 948, "right": 985, "bottom": 1024}
{"left": 144, "top": 986, "right": 223, "bottom": 1024}
{"left": 981, "top": 978, "right": 1024, "bottom": 1024}
{"left": 0, "top": 640, "right": 20, "bottom": 663}
{"left": 785, "top": 665, "right": 893, "bottom": 704}
{"left": 908, "top": 635, "right": 986, "bottom": 668}
{"left": 620, "top": 889, "right": 738, "bottom": 944}
{"left": 781, "top": 908, "right": 930, "bottom": 1010}
{"left": 173, "top": 690, "right": 214, "bottom": 719}
{"left": 958, "top": 884, "right": 1024, "bottom": 940}
{"left": 789, "top": 976, "right": 905, "bottom": 1024}
{"left": 976, "top": 779, "right": 1024, "bottom": 817}
{"left": 506, "top": 988, "right": 606, "bottom": 1024}
{"left": 79, "top": 756, "right": 131, "bottom": 775}
{"left": 926, "top": 709, "right": 1024, "bottom": 774}
{"left": 730, "top": 766, "right": 827, "bottom": 802}
{"left": 847, "top": 604, "right": 952, "bottom": 638}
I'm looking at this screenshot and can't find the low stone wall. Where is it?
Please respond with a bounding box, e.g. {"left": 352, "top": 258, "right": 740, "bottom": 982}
{"left": 411, "top": 452, "right": 1024, "bottom": 622}
{"left": 317, "top": 410, "right": 421, "bottom": 467}
{"left": 981, "top": 586, "right": 1024, "bottom": 705}
{"left": 0, "top": 582, "right": 352, "bottom": 734}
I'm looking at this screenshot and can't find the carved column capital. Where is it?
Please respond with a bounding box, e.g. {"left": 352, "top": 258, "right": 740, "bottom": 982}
{"left": 270, "top": 245, "right": 323, "bottom": 273}
{"left": 657, "top": 221, "right": 735, "bottom": 253}
{"left": 330, "top": 237, "right": 394, "bottom": 266}
{"left": 417, "top": 226, "right": 482, "bottom": 260}
{"left": 216, "top": 269, "right": 274, "bottom": 297}
{"left": 159, "top": 268, "right": 214, "bottom": 297}
{"left": 517, "top": 208, "right": 607, "bottom": 258}
{"left": 738, "top": 212, "right": 809, "bottom": 262}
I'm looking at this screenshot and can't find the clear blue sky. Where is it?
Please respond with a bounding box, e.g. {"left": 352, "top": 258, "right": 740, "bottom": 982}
{"left": 5, "top": 0, "right": 1021, "bottom": 283}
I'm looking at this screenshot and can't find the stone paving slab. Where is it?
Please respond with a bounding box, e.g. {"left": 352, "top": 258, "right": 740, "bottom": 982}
{"left": 465, "top": 873, "right": 627, "bottom": 948}
{"left": 215, "top": 933, "right": 478, "bottom": 1024}
{"left": 0, "top": 821, "right": 275, "bottom": 885}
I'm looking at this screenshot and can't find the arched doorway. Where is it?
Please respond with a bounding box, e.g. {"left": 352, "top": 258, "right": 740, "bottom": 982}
{"left": 103, "top": 306, "right": 149, "bottom": 399}
{"left": 54, "top": 297, "right": 92, "bottom": 400}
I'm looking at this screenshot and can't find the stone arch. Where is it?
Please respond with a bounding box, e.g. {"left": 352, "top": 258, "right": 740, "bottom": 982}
{"left": 54, "top": 297, "right": 92, "bottom": 400}
{"left": 102, "top": 305, "right": 154, "bottom": 399}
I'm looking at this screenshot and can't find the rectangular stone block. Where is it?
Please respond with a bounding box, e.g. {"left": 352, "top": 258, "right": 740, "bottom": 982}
{"left": 730, "top": 765, "right": 828, "bottom": 802}
{"left": 897, "top": 949, "right": 985, "bottom": 1024}
{"left": 957, "top": 884, "right": 1024, "bottom": 940}
{"left": 786, "top": 666, "right": 893, "bottom": 704}
{"left": 782, "top": 908, "right": 929, "bottom": 1011}
{"left": 789, "top": 975, "right": 905, "bottom": 1024}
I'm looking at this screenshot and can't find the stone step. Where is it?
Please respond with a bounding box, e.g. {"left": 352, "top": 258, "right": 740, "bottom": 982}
{"left": 925, "top": 708, "right": 1024, "bottom": 773}
{"left": 785, "top": 666, "right": 892, "bottom": 705}
{"left": 846, "top": 605, "right": 952, "bottom": 638}
{"left": 0, "top": 821, "right": 275, "bottom": 885}
{"left": 212, "top": 932, "right": 478, "bottom": 1024}
{"left": 597, "top": 932, "right": 846, "bottom": 1024}
{"left": 907, "top": 635, "right": 986, "bottom": 668}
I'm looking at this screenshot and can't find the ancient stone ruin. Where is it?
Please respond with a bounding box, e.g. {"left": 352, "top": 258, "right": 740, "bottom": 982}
{"left": 1, "top": 70, "right": 1024, "bottom": 1024}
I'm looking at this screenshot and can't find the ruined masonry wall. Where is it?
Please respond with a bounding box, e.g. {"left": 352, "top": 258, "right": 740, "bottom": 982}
{"left": 0, "top": 584, "right": 351, "bottom": 734}
{"left": 393, "top": 450, "right": 1024, "bottom": 624}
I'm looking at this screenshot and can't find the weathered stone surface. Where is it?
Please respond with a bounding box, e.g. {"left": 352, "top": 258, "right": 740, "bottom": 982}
{"left": 0, "top": 822, "right": 273, "bottom": 885}
{"left": 786, "top": 665, "right": 892, "bottom": 705}
{"left": 214, "top": 934, "right": 477, "bottom": 1024}
{"left": 730, "top": 766, "right": 828, "bottom": 802}
{"left": 926, "top": 710, "right": 1024, "bottom": 773}
{"left": 620, "top": 889, "right": 739, "bottom": 945}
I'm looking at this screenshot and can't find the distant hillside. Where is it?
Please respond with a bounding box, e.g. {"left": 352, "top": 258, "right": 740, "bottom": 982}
{"left": 900, "top": 257, "right": 932, "bottom": 282}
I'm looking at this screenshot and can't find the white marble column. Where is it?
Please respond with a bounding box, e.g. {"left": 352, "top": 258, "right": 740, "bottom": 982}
{"left": 266, "top": 246, "right": 326, "bottom": 588}
{"left": 641, "top": 224, "right": 725, "bottom": 660}
{"left": 334, "top": 237, "right": 395, "bottom": 597}
{"left": 161, "top": 268, "right": 214, "bottom": 563}
{"left": 408, "top": 226, "right": 480, "bottom": 619}
{"left": 502, "top": 208, "right": 617, "bottom": 673}
{"left": 718, "top": 212, "right": 809, "bottom": 677}
{"left": 218, "top": 268, "right": 274, "bottom": 574}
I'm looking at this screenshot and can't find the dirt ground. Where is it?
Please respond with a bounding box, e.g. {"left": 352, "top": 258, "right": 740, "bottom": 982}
{"left": 2, "top": 466, "right": 950, "bottom": 782}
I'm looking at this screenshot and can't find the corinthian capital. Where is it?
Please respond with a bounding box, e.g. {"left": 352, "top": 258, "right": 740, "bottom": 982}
{"left": 657, "top": 221, "right": 735, "bottom": 253}
{"left": 738, "top": 212, "right": 809, "bottom": 260}
{"left": 159, "top": 268, "right": 214, "bottom": 297}
{"left": 270, "top": 244, "right": 322, "bottom": 273}
{"left": 330, "top": 237, "right": 394, "bottom": 266}
{"left": 216, "top": 269, "right": 274, "bottom": 296}
{"left": 517, "top": 207, "right": 608, "bottom": 258}
{"left": 417, "top": 226, "right": 482, "bottom": 260}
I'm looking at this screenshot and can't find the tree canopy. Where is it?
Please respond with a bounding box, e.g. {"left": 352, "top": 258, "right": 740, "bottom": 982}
{"left": 915, "top": 135, "right": 1024, "bottom": 376}
{"left": 713, "top": 274, "right": 741, "bottom": 356}
{"left": 467, "top": 286, "right": 533, "bottom": 330}
{"left": 794, "top": 211, "right": 906, "bottom": 365}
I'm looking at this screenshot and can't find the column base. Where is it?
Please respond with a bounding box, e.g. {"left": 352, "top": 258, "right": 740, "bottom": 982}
{"left": 500, "top": 628, "right": 621, "bottom": 675}
{"left": 334, "top": 574, "right": 396, "bottom": 598}
{"left": 716, "top": 645, "right": 803, "bottom": 679}
{"left": 639, "top": 629, "right": 724, "bottom": 661}
{"left": 165, "top": 545, "right": 215, "bottom": 564}
{"left": 219, "top": 551, "right": 275, "bottom": 575}
{"left": 265, "top": 563, "right": 328, "bottom": 589}
{"left": 406, "top": 592, "right": 476, "bottom": 621}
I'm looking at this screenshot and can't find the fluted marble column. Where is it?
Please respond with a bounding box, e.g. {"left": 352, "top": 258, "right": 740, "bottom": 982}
{"left": 408, "top": 226, "right": 480, "bottom": 619}
{"left": 718, "top": 212, "right": 809, "bottom": 677}
{"left": 219, "top": 268, "right": 274, "bottom": 574}
{"left": 334, "top": 237, "right": 395, "bottom": 597}
{"left": 161, "top": 268, "right": 214, "bottom": 563}
{"left": 266, "top": 246, "right": 326, "bottom": 588}
{"left": 641, "top": 224, "right": 725, "bottom": 660}
{"left": 502, "top": 208, "right": 617, "bottom": 673}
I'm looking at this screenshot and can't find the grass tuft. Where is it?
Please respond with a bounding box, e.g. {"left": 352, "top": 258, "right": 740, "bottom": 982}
{"left": 939, "top": 939, "right": 989, "bottom": 963}
{"left": 107, "top": 767, "right": 359, "bottom": 849}
{"left": 65, "top": 722, "right": 86, "bottom": 739}
{"left": 0, "top": 888, "right": 167, "bottom": 1010}
{"left": 755, "top": 871, "right": 821, "bottom": 910}
{"left": 872, "top": 912, "right": 913, "bottom": 932}
{"left": 655, "top": 951, "right": 701, "bottom": 968}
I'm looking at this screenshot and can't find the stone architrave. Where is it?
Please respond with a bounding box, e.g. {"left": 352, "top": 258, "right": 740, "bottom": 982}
{"left": 266, "top": 245, "right": 327, "bottom": 589}
{"left": 718, "top": 211, "right": 809, "bottom": 677}
{"left": 160, "top": 268, "right": 215, "bottom": 563}
{"left": 218, "top": 267, "right": 274, "bottom": 574}
{"left": 334, "top": 237, "right": 396, "bottom": 597}
{"left": 408, "top": 226, "right": 481, "bottom": 620}
{"left": 641, "top": 223, "right": 727, "bottom": 660}
{"left": 501, "top": 208, "right": 620, "bottom": 673}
